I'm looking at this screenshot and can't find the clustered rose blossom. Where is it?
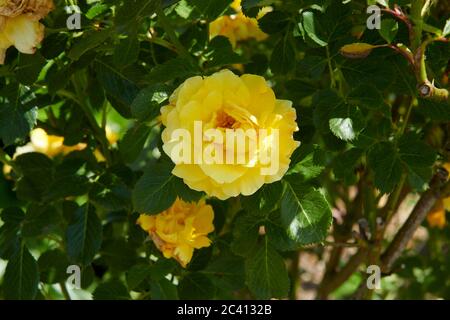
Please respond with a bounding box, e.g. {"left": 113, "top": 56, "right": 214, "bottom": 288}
{"left": 0, "top": 0, "right": 54, "bottom": 64}
{"left": 209, "top": 0, "right": 269, "bottom": 47}
{"left": 137, "top": 198, "right": 215, "bottom": 267}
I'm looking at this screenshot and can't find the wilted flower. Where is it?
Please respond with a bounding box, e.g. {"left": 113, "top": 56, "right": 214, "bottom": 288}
{"left": 137, "top": 198, "right": 214, "bottom": 267}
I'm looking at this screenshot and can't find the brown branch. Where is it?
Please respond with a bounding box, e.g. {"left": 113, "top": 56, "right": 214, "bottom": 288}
{"left": 317, "top": 249, "right": 368, "bottom": 299}
{"left": 380, "top": 170, "right": 449, "bottom": 273}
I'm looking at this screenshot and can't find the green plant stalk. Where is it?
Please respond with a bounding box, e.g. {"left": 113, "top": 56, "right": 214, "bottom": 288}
{"left": 411, "top": 0, "right": 425, "bottom": 50}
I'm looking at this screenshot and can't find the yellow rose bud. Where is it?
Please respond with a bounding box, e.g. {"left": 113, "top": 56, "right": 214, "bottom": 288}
{"left": 137, "top": 198, "right": 215, "bottom": 268}
{"left": 160, "top": 69, "right": 300, "bottom": 200}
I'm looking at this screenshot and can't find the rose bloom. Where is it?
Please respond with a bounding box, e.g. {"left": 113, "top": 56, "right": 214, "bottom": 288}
{"left": 137, "top": 198, "right": 214, "bottom": 267}
{"left": 160, "top": 69, "right": 299, "bottom": 200}
{"left": 209, "top": 0, "right": 268, "bottom": 47}
{"left": 0, "top": 0, "right": 54, "bottom": 64}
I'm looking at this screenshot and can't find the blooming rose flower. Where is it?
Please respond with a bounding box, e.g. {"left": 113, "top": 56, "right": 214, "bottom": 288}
{"left": 0, "top": 0, "right": 54, "bottom": 64}
{"left": 209, "top": 0, "right": 268, "bottom": 47}
{"left": 137, "top": 198, "right": 214, "bottom": 267}
{"left": 160, "top": 69, "right": 300, "bottom": 200}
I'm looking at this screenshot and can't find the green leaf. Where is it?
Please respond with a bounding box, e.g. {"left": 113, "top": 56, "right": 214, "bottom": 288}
{"left": 245, "top": 237, "right": 290, "bottom": 299}
{"left": 132, "top": 161, "right": 177, "bottom": 214}
{"left": 368, "top": 141, "right": 403, "bottom": 193}
{"left": 231, "top": 211, "right": 262, "bottom": 256}
{"left": 131, "top": 85, "right": 169, "bottom": 121}
{"left": 179, "top": 273, "right": 215, "bottom": 299}
{"left": 115, "top": 0, "right": 159, "bottom": 26}
{"left": 333, "top": 148, "right": 364, "bottom": 185}
{"left": 280, "top": 178, "right": 332, "bottom": 245}
{"left": 379, "top": 18, "right": 398, "bottom": 43}
{"left": 15, "top": 53, "right": 46, "bottom": 86}
{"left": 0, "top": 103, "right": 37, "bottom": 146}
{"left": 258, "top": 11, "right": 290, "bottom": 34}
{"left": 187, "top": 0, "right": 233, "bottom": 20}
{"left": 68, "top": 30, "right": 111, "bottom": 60}
{"left": 3, "top": 244, "right": 39, "bottom": 300}
{"left": 21, "top": 204, "right": 62, "bottom": 238}
{"left": 288, "top": 144, "right": 326, "bottom": 180}
{"left": 205, "top": 36, "right": 246, "bottom": 69}
{"left": 113, "top": 34, "right": 140, "bottom": 67}
{"left": 301, "top": 11, "right": 328, "bottom": 47}
{"left": 38, "top": 249, "right": 70, "bottom": 284}
{"left": 240, "top": 182, "right": 283, "bottom": 216}
{"left": 270, "top": 36, "right": 296, "bottom": 75}
{"left": 0, "top": 207, "right": 25, "bottom": 259}
{"left": 119, "top": 122, "right": 152, "bottom": 164}
{"left": 94, "top": 59, "right": 140, "bottom": 118}
{"left": 398, "top": 133, "right": 437, "bottom": 191}
{"left": 66, "top": 204, "right": 103, "bottom": 266}
{"left": 146, "top": 57, "right": 199, "bottom": 84}
{"left": 93, "top": 279, "right": 131, "bottom": 300}
{"left": 348, "top": 84, "right": 385, "bottom": 110}
{"left": 151, "top": 278, "right": 179, "bottom": 300}
{"left": 126, "top": 264, "right": 152, "bottom": 291}
{"left": 329, "top": 117, "right": 357, "bottom": 141}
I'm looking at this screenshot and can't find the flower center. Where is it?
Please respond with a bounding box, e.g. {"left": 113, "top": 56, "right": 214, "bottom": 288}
{"left": 215, "top": 111, "right": 238, "bottom": 129}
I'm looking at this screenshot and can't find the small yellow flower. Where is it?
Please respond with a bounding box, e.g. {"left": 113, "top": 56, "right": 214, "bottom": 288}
{"left": 14, "top": 128, "right": 86, "bottom": 158}
{"left": 160, "top": 69, "right": 299, "bottom": 200}
{"left": 137, "top": 198, "right": 215, "bottom": 267}
{"left": 209, "top": 0, "right": 268, "bottom": 47}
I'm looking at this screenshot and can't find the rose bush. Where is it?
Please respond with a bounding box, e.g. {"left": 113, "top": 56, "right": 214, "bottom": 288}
{"left": 0, "top": 0, "right": 449, "bottom": 300}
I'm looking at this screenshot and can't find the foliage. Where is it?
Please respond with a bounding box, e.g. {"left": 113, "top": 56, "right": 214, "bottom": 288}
{"left": 0, "top": 0, "right": 449, "bottom": 300}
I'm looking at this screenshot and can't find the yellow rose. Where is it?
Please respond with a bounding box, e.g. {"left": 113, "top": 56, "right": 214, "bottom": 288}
{"left": 160, "top": 69, "right": 299, "bottom": 200}
{"left": 209, "top": 0, "right": 269, "bottom": 47}
{"left": 137, "top": 198, "right": 215, "bottom": 267}
{"left": 0, "top": 0, "right": 54, "bottom": 64}
{"left": 0, "top": 14, "right": 44, "bottom": 63}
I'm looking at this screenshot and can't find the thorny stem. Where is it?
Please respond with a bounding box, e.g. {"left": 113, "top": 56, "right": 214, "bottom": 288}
{"left": 326, "top": 46, "right": 336, "bottom": 88}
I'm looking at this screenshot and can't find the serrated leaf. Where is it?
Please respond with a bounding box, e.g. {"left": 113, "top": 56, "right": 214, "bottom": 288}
{"left": 132, "top": 161, "right": 177, "bottom": 214}
{"left": 179, "top": 273, "right": 215, "bottom": 299}
{"left": 3, "top": 244, "right": 39, "bottom": 300}
{"left": 245, "top": 237, "right": 290, "bottom": 299}
{"left": 301, "top": 11, "right": 328, "bottom": 47}
{"left": 270, "top": 36, "right": 296, "bottom": 75}
{"left": 119, "top": 122, "right": 152, "bottom": 164}
{"left": 280, "top": 179, "right": 332, "bottom": 245}
{"left": 66, "top": 204, "right": 103, "bottom": 266}
{"left": 368, "top": 141, "right": 403, "bottom": 193}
